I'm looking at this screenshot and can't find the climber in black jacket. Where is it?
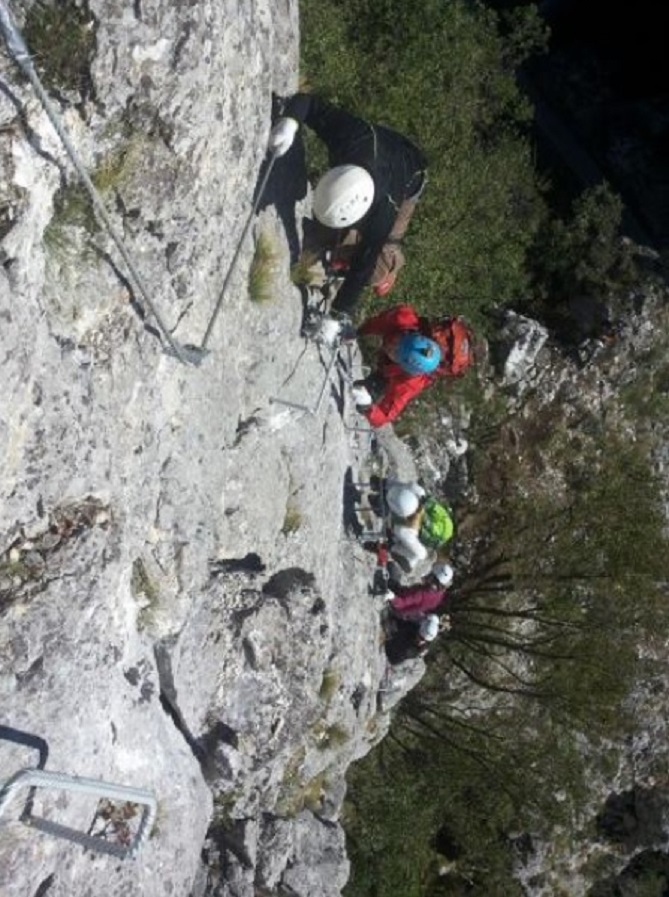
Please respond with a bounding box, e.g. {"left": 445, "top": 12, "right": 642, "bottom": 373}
{"left": 268, "top": 93, "right": 427, "bottom": 319}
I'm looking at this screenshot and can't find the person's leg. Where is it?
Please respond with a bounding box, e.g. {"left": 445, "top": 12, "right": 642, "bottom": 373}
{"left": 369, "top": 195, "right": 419, "bottom": 294}
{"left": 390, "top": 524, "right": 428, "bottom": 571}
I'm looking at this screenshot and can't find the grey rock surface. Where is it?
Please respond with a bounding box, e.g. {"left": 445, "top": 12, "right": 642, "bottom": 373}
{"left": 0, "top": 2, "right": 412, "bottom": 894}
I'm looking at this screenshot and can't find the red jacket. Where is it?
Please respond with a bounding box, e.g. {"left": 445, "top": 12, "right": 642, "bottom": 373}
{"left": 389, "top": 581, "right": 447, "bottom": 619}
{"left": 358, "top": 305, "right": 441, "bottom": 427}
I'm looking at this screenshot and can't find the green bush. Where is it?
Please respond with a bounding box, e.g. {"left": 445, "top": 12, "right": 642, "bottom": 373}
{"left": 300, "top": 0, "right": 549, "bottom": 330}
{"left": 300, "top": 3, "right": 668, "bottom": 895}
{"left": 24, "top": 0, "right": 97, "bottom": 98}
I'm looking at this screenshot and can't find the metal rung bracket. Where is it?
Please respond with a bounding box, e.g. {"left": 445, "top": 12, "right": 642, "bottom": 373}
{"left": 0, "top": 768, "right": 157, "bottom": 859}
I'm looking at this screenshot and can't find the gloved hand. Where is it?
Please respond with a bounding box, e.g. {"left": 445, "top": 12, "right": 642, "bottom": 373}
{"left": 351, "top": 385, "right": 372, "bottom": 408}
{"left": 268, "top": 117, "right": 299, "bottom": 157}
{"left": 315, "top": 314, "right": 356, "bottom": 347}
{"left": 317, "top": 317, "right": 342, "bottom": 347}
{"left": 382, "top": 590, "right": 396, "bottom": 603}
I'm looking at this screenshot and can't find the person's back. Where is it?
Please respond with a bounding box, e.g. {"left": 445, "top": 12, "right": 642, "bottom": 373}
{"left": 384, "top": 617, "right": 424, "bottom": 666}
{"left": 268, "top": 96, "right": 427, "bottom": 315}
{"left": 384, "top": 613, "right": 440, "bottom": 666}
{"left": 281, "top": 94, "right": 426, "bottom": 213}
{"left": 389, "top": 580, "right": 447, "bottom": 619}
{"left": 352, "top": 306, "right": 442, "bottom": 426}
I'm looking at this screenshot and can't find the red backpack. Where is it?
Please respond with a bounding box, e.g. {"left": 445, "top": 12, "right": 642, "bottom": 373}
{"left": 428, "top": 317, "right": 474, "bottom": 377}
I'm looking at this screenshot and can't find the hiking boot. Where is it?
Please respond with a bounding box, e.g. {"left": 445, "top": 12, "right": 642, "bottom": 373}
{"left": 390, "top": 553, "right": 412, "bottom": 575}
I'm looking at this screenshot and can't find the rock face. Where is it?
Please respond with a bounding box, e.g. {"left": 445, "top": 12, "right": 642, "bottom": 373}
{"left": 0, "top": 2, "right": 407, "bottom": 894}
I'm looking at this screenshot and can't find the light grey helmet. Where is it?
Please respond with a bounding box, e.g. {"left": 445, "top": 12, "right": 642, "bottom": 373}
{"left": 431, "top": 562, "right": 454, "bottom": 588}
{"left": 419, "top": 614, "right": 439, "bottom": 642}
{"left": 312, "top": 165, "right": 375, "bottom": 228}
{"left": 386, "top": 484, "right": 420, "bottom": 518}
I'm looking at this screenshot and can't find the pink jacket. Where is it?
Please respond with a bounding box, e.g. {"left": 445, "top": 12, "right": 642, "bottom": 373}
{"left": 390, "top": 582, "right": 447, "bottom": 619}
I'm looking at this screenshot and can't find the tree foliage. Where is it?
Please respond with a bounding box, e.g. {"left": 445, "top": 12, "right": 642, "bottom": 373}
{"left": 344, "top": 423, "right": 669, "bottom": 897}
{"left": 300, "top": 0, "right": 549, "bottom": 329}
{"left": 299, "top": 2, "right": 669, "bottom": 895}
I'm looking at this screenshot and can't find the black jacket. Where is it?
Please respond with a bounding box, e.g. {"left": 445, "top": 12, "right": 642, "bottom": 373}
{"left": 384, "top": 617, "right": 427, "bottom": 666}
{"left": 284, "top": 93, "right": 427, "bottom": 315}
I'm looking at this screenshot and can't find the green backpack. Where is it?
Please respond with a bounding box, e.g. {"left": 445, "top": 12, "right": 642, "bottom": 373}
{"left": 419, "top": 497, "right": 454, "bottom": 549}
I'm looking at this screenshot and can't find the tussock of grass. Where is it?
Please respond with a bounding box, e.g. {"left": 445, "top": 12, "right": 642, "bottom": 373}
{"left": 131, "top": 557, "right": 160, "bottom": 630}
{"left": 249, "top": 231, "right": 280, "bottom": 303}
{"left": 281, "top": 501, "right": 303, "bottom": 535}
{"left": 24, "top": 0, "right": 96, "bottom": 97}
{"left": 290, "top": 250, "right": 321, "bottom": 286}
{"left": 92, "top": 135, "right": 150, "bottom": 193}
{"left": 313, "top": 722, "right": 349, "bottom": 751}
{"left": 319, "top": 668, "right": 340, "bottom": 703}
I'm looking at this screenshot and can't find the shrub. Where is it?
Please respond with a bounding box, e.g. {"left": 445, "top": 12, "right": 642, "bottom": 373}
{"left": 249, "top": 231, "right": 280, "bottom": 303}
{"left": 24, "top": 0, "right": 97, "bottom": 98}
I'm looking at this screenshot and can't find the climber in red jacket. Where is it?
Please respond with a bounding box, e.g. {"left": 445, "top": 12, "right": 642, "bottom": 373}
{"left": 350, "top": 304, "right": 474, "bottom": 428}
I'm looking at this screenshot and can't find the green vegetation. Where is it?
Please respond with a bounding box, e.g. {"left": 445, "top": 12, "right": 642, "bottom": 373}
{"left": 44, "top": 131, "right": 162, "bottom": 258}
{"left": 297, "top": 1, "right": 669, "bottom": 893}
{"left": 130, "top": 557, "right": 160, "bottom": 630}
{"left": 91, "top": 135, "right": 155, "bottom": 193}
{"left": 301, "top": 0, "right": 549, "bottom": 330}
{"left": 319, "top": 667, "right": 341, "bottom": 703}
{"left": 291, "top": 249, "right": 322, "bottom": 286}
{"left": 24, "top": 0, "right": 96, "bottom": 98}
{"left": 312, "top": 721, "right": 350, "bottom": 751}
{"left": 281, "top": 500, "right": 303, "bottom": 535}
{"left": 43, "top": 182, "right": 99, "bottom": 257}
{"left": 276, "top": 747, "right": 331, "bottom": 816}
{"left": 249, "top": 231, "right": 280, "bottom": 303}
{"left": 300, "top": 0, "right": 641, "bottom": 337}
{"left": 344, "top": 421, "right": 669, "bottom": 897}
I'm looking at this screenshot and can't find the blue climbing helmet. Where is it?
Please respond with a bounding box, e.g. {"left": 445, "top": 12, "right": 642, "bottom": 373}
{"left": 392, "top": 332, "right": 442, "bottom": 375}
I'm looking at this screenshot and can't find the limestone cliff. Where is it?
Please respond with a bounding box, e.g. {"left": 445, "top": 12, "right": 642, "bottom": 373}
{"left": 0, "top": 2, "right": 408, "bottom": 894}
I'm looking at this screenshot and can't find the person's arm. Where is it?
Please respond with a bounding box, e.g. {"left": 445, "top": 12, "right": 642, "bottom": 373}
{"left": 390, "top": 584, "right": 430, "bottom": 617}
{"left": 280, "top": 92, "right": 318, "bottom": 124}
{"left": 270, "top": 93, "right": 367, "bottom": 158}
{"left": 364, "top": 373, "right": 433, "bottom": 428}
{"left": 281, "top": 94, "right": 373, "bottom": 153}
{"left": 329, "top": 204, "right": 396, "bottom": 316}
{"left": 358, "top": 304, "right": 421, "bottom": 338}
{"left": 330, "top": 242, "right": 385, "bottom": 316}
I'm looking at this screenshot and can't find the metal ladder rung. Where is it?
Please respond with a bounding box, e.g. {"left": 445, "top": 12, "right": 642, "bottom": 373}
{"left": 0, "top": 768, "right": 157, "bottom": 859}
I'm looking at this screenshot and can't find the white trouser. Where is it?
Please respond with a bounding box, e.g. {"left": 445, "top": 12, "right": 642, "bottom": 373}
{"left": 390, "top": 524, "right": 428, "bottom": 571}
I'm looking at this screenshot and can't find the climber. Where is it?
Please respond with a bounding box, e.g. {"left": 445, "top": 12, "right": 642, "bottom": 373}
{"left": 384, "top": 479, "right": 454, "bottom": 573}
{"left": 268, "top": 93, "right": 427, "bottom": 317}
{"left": 383, "top": 561, "right": 454, "bottom": 620}
{"left": 384, "top": 613, "right": 441, "bottom": 666}
{"left": 349, "top": 304, "right": 474, "bottom": 427}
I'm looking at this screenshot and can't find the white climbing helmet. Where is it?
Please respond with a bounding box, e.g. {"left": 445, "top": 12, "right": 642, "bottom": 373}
{"left": 386, "top": 484, "right": 420, "bottom": 519}
{"left": 312, "top": 165, "right": 375, "bottom": 228}
{"left": 419, "top": 614, "right": 439, "bottom": 642}
{"left": 432, "top": 562, "right": 454, "bottom": 588}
